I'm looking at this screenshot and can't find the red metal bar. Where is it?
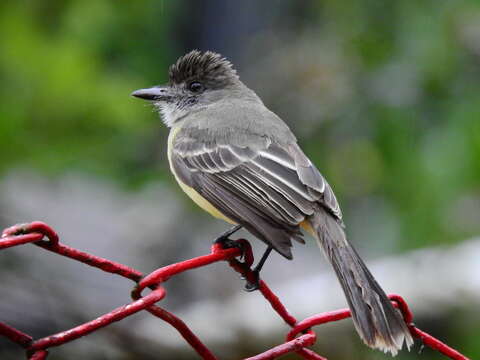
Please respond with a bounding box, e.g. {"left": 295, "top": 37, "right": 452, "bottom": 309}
{"left": 132, "top": 246, "right": 241, "bottom": 299}
{"left": 296, "top": 348, "right": 329, "bottom": 360}
{"left": 257, "top": 281, "right": 298, "bottom": 328}
{"left": 286, "top": 308, "right": 351, "bottom": 341}
{"left": 29, "top": 288, "right": 165, "bottom": 351}
{"left": 1, "top": 222, "right": 142, "bottom": 282}
{"left": 34, "top": 240, "right": 143, "bottom": 282}
{"left": 410, "top": 327, "right": 469, "bottom": 360}
{"left": 245, "top": 332, "right": 321, "bottom": 360}
{"left": 147, "top": 305, "right": 218, "bottom": 360}
{"left": 129, "top": 243, "right": 245, "bottom": 359}
{"left": 0, "top": 221, "right": 472, "bottom": 360}
{"left": 2, "top": 221, "right": 59, "bottom": 244}
{"left": 28, "top": 350, "right": 48, "bottom": 360}
{"left": 390, "top": 295, "right": 468, "bottom": 360}
{"left": 0, "top": 233, "right": 43, "bottom": 249}
{"left": 221, "top": 241, "right": 298, "bottom": 327}
{"left": 0, "top": 321, "right": 33, "bottom": 348}
{"left": 1, "top": 222, "right": 217, "bottom": 359}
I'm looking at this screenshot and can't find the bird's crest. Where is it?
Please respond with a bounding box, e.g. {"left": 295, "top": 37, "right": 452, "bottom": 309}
{"left": 168, "top": 50, "right": 238, "bottom": 87}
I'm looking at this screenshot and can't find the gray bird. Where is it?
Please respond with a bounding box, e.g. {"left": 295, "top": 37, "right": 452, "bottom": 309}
{"left": 132, "top": 50, "right": 413, "bottom": 355}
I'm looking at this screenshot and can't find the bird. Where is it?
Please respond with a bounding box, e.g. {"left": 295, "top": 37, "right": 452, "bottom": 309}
{"left": 131, "top": 50, "right": 413, "bottom": 355}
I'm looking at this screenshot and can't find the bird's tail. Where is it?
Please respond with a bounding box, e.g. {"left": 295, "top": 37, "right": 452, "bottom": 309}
{"left": 308, "top": 206, "right": 413, "bottom": 356}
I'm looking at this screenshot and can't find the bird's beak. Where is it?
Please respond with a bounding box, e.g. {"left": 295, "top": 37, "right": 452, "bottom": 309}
{"left": 131, "top": 86, "right": 172, "bottom": 101}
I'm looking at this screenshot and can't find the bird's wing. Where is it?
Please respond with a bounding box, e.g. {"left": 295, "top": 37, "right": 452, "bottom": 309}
{"left": 288, "top": 143, "right": 343, "bottom": 221}
{"left": 171, "top": 126, "right": 341, "bottom": 258}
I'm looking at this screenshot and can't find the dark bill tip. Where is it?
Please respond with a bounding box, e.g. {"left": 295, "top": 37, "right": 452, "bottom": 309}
{"left": 131, "top": 87, "right": 165, "bottom": 101}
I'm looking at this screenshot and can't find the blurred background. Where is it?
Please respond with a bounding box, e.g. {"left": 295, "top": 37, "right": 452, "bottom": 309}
{"left": 1, "top": 0, "right": 479, "bottom": 359}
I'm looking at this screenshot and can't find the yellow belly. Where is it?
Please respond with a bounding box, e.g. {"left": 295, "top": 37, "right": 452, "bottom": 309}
{"left": 167, "top": 127, "right": 237, "bottom": 225}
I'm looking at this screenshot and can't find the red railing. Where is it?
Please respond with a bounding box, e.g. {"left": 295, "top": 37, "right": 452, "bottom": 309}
{"left": 0, "top": 221, "right": 470, "bottom": 360}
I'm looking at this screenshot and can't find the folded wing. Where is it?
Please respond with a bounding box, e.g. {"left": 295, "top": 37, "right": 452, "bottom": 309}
{"left": 171, "top": 128, "right": 341, "bottom": 258}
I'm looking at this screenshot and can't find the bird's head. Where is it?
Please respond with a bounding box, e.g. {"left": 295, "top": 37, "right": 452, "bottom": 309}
{"left": 131, "top": 50, "right": 242, "bottom": 126}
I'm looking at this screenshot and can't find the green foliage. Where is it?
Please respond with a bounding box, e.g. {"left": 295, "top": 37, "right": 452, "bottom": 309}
{"left": 0, "top": 0, "right": 178, "bottom": 184}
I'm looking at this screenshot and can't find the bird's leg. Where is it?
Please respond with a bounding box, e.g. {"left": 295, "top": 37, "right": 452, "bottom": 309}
{"left": 214, "top": 227, "right": 272, "bottom": 291}
{"left": 245, "top": 246, "right": 273, "bottom": 292}
{"left": 253, "top": 246, "right": 273, "bottom": 274}
{"left": 213, "top": 224, "right": 242, "bottom": 248}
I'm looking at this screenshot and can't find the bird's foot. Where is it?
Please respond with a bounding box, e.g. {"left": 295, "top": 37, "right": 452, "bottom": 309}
{"left": 214, "top": 225, "right": 242, "bottom": 248}
{"left": 214, "top": 225, "right": 246, "bottom": 257}
{"left": 244, "top": 246, "right": 273, "bottom": 292}
{"left": 214, "top": 228, "right": 273, "bottom": 292}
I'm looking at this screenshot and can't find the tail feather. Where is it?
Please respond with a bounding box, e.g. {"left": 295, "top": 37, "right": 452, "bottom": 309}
{"left": 309, "top": 206, "right": 413, "bottom": 356}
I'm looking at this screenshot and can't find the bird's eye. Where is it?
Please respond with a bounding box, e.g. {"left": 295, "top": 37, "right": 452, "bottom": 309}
{"left": 189, "top": 82, "right": 204, "bottom": 93}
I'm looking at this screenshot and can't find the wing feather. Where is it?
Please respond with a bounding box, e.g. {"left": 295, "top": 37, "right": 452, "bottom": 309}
{"left": 194, "top": 170, "right": 301, "bottom": 258}
{"left": 171, "top": 127, "right": 343, "bottom": 256}
{"left": 288, "top": 143, "right": 343, "bottom": 221}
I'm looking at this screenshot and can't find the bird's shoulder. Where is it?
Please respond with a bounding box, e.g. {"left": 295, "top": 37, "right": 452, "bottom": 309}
{"left": 173, "top": 99, "right": 296, "bottom": 151}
